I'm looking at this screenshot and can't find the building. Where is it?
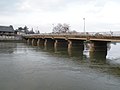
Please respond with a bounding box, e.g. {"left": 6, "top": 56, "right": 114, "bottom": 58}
{"left": 16, "top": 29, "right": 26, "bottom": 35}
{"left": 15, "top": 26, "right": 35, "bottom": 35}
{"left": 0, "top": 25, "right": 14, "bottom": 35}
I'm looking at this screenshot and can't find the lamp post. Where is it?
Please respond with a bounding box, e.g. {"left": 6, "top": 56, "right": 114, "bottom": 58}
{"left": 83, "top": 18, "right": 85, "bottom": 35}
{"left": 52, "top": 24, "right": 54, "bottom": 33}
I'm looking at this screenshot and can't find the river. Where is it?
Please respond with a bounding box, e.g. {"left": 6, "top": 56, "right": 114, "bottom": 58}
{"left": 0, "top": 42, "right": 120, "bottom": 90}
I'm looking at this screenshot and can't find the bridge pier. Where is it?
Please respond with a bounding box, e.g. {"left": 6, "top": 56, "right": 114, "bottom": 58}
{"left": 44, "top": 39, "right": 47, "bottom": 48}
{"left": 32, "top": 39, "right": 37, "bottom": 46}
{"left": 68, "top": 40, "right": 72, "bottom": 49}
{"left": 54, "top": 39, "right": 68, "bottom": 52}
{"left": 68, "top": 46, "right": 83, "bottom": 58}
{"left": 37, "top": 39, "right": 41, "bottom": 46}
{"left": 43, "top": 39, "right": 55, "bottom": 50}
{"left": 22, "top": 38, "right": 27, "bottom": 43}
{"left": 45, "top": 39, "right": 55, "bottom": 47}
{"left": 89, "top": 50, "right": 107, "bottom": 63}
{"left": 27, "top": 39, "right": 32, "bottom": 45}
{"left": 89, "top": 41, "right": 107, "bottom": 52}
{"left": 54, "top": 39, "right": 68, "bottom": 48}
{"left": 54, "top": 40, "right": 58, "bottom": 50}
{"left": 38, "top": 39, "right": 45, "bottom": 46}
{"left": 36, "top": 39, "right": 55, "bottom": 49}
{"left": 68, "top": 40, "right": 84, "bottom": 49}
{"left": 89, "top": 41, "right": 108, "bottom": 61}
{"left": 68, "top": 40, "right": 84, "bottom": 58}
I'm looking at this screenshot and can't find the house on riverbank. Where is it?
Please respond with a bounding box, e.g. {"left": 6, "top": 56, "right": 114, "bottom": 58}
{"left": 0, "top": 25, "right": 14, "bottom": 35}
{"left": 0, "top": 25, "right": 22, "bottom": 41}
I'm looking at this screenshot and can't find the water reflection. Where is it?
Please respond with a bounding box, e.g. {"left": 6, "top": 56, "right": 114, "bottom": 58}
{"left": 68, "top": 47, "right": 83, "bottom": 59}
{"left": 34, "top": 42, "right": 120, "bottom": 77}
{"left": 39, "top": 42, "right": 120, "bottom": 77}
{"left": 89, "top": 51, "right": 107, "bottom": 64}
{"left": 41, "top": 42, "right": 108, "bottom": 61}
{"left": 42, "top": 43, "right": 84, "bottom": 59}
{"left": 0, "top": 42, "right": 17, "bottom": 54}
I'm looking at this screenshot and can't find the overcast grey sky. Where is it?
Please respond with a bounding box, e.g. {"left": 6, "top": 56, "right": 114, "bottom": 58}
{"left": 0, "top": 0, "right": 120, "bottom": 32}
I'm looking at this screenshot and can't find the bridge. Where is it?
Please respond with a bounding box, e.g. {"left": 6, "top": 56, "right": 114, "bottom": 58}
{"left": 22, "top": 33, "right": 120, "bottom": 56}
{"left": 23, "top": 33, "right": 120, "bottom": 42}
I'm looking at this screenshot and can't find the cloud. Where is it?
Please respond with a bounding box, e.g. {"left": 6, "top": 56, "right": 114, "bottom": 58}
{"left": 0, "top": 0, "right": 120, "bottom": 32}
{"left": 17, "top": 0, "right": 95, "bottom": 12}
{"left": 18, "top": 0, "right": 67, "bottom": 12}
{"left": 0, "top": 0, "right": 20, "bottom": 14}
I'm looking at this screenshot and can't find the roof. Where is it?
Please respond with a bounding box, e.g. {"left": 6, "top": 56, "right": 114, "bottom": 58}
{"left": 0, "top": 26, "right": 14, "bottom": 32}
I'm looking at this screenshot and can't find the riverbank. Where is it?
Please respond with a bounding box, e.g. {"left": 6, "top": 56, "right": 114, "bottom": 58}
{"left": 0, "top": 35, "right": 23, "bottom": 42}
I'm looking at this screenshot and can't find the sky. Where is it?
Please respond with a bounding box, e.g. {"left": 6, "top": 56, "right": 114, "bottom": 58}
{"left": 0, "top": 0, "right": 120, "bottom": 33}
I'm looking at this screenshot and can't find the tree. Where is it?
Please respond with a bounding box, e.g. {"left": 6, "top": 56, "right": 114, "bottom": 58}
{"left": 24, "top": 26, "right": 29, "bottom": 34}
{"left": 18, "top": 27, "right": 23, "bottom": 31}
{"left": 52, "top": 23, "right": 70, "bottom": 33}
{"left": 36, "top": 30, "right": 40, "bottom": 34}
{"left": 17, "top": 26, "right": 30, "bottom": 34}
{"left": 29, "top": 28, "right": 35, "bottom": 34}
{"left": 62, "top": 23, "right": 69, "bottom": 33}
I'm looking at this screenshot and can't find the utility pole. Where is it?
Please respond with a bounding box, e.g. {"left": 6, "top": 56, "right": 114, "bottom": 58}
{"left": 83, "top": 18, "right": 86, "bottom": 35}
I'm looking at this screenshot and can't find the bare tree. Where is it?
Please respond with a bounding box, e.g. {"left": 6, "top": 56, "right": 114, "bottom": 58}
{"left": 62, "top": 23, "right": 69, "bottom": 33}
{"left": 52, "top": 23, "right": 70, "bottom": 33}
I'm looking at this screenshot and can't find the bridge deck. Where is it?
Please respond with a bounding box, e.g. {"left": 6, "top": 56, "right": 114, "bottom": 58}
{"left": 23, "top": 34, "right": 120, "bottom": 42}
